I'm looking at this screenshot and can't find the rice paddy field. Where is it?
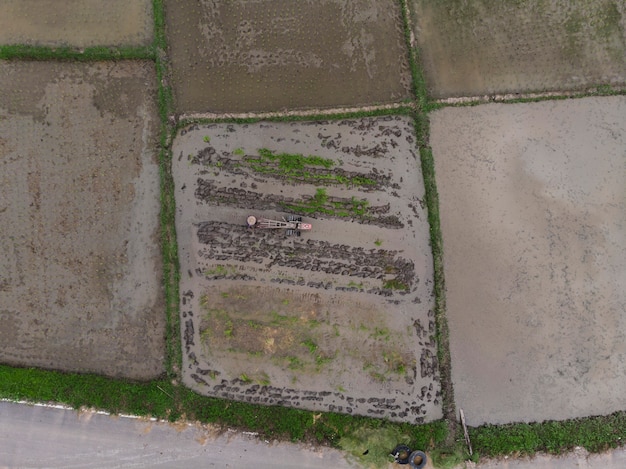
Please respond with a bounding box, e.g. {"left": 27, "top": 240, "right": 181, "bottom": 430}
{"left": 0, "top": 0, "right": 153, "bottom": 47}
{"left": 431, "top": 97, "right": 626, "bottom": 426}
{"left": 172, "top": 117, "right": 442, "bottom": 423}
{"left": 410, "top": 0, "right": 626, "bottom": 97}
{"left": 0, "top": 60, "right": 165, "bottom": 379}
{"left": 164, "top": 0, "right": 412, "bottom": 113}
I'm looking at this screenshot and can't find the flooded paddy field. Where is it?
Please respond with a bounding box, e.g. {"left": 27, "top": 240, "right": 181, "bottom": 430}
{"left": 164, "top": 0, "right": 412, "bottom": 113}
{"left": 431, "top": 97, "right": 626, "bottom": 425}
{"left": 0, "top": 0, "right": 153, "bottom": 47}
{"left": 410, "top": 0, "right": 626, "bottom": 97}
{"left": 0, "top": 60, "right": 165, "bottom": 379}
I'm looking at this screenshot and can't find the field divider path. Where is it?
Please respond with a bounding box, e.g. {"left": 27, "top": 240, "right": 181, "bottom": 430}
{"left": 176, "top": 102, "right": 415, "bottom": 123}
{"left": 434, "top": 85, "right": 626, "bottom": 107}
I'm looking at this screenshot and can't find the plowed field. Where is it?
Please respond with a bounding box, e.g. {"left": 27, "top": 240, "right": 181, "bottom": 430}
{"left": 173, "top": 116, "right": 442, "bottom": 423}
{"left": 0, "top": 61, "right": 164, "bottom": 379}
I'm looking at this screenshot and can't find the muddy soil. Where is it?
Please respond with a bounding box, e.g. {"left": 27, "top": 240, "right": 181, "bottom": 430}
{"left": 410, "top": 0, "right": 626, "bottom": 97}
{"left": 0, "top": 61, "right": 165, "bottom": 379}
{"left": 173, "top": 117, "right": 442, "bottom": 423}
{"left": 164, "top": 0, "right": 412, "bottom": 113}
{"left": 0, "top": 0, "right": 153, "bottom": 47}
{"left": 430, "top": 97, "right": 626, "bottom": 425}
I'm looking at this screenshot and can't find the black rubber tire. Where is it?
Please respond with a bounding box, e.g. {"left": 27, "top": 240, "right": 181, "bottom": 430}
{"left": 408, "top": 450, "right": 427, "bottom": 469}
{"left": 391, "top": 445, "right": 411, "bottom": 464}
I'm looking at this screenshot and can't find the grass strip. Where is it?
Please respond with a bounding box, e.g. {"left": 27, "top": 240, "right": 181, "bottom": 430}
{"left": 5, "top": 363, "right": 626, "bottom": 464}
{"left": 152, "top": 0, "right": 180, "bottom": 379}
{"left": 470, "top": 412, "right": 626, "bottom": 457}
{"left": 176, "top": 105, "right": 414, "bottom": 128}
{"left": 438, "top": 84, "right": 626, "bottom": 108}
{"left": 415, "top": 141, "right": 455, "bottom": 432}
{"left": 397, "top": 0, "right": 428, "bottom": 113}
{"left": 0, "top": 364, "right": 447, "bottom": 451}
{"left": 0, "top": 44, "right": 154, "bottom": 61}
{"left": 398, "top": 0, "right": 457, "bottom": 446}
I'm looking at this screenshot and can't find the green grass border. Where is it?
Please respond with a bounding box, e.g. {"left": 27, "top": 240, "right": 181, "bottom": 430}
{"left": 398, "top": 0, "right": 457, "bottom": 447}
{"left": 0, "top": 364, "right": 448, "bottom": 450}
{"left": 152, "top": 0, "right": 181, "bottom": 379}
{"left": 434, "top": 85, "right": 626, "bottom": 110}
{"left": 0, "top": 44, "right": 154, "bottom": 61}
{"left": 176, "top": 105, "right": 415, "bottom": 129}
{"left": 470, "top": 412, "right": 626, "bottom": 457}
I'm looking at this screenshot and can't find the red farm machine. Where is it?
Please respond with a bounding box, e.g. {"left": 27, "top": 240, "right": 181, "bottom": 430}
{"left": 246, "top": 215, "right": 312, "bottom": 236}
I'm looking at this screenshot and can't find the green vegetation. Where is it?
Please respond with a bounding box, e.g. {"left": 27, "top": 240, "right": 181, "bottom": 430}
{"left": 281, "top": 188, "right": 370, "bottom": 218}
{"left": 177, "top": 105, "right": 414, "bottom": 128}
{"left": 241, "top": 148, "right": 376, "bottom": 188}
{"left": 257, "top": 372, "right": 271, "bottom": 386}
{"left": 201, "top": 305, "right": 337, "bottom": 373}
{"left": 471, "top": 412, "right": 626, "bottom": 457}
{"left": 370, "top": 327, "right": 391, "bottom": 341}
{"left": 382, "top": 279, "right": 409, "bottom": 291}
{"left": 0, "top": 44, "right": 154, "bottom": 61}
{"left": 441, "top": 84, "right": 626, "bottom": 109}
{"left": 269, "top": 311, "right": 300, "bottom": 326}
{"left": 257, "top": 148, "right": 334, "bottom": 169}
{"left": 151, "top": 0, "right": 180, "bottom": 380}
{"left": 5, "top": 364, "right": 626, "bottom": 465}
{"left": 223, "top": 320, "right": 234, "bottom": 338}
{"left": 399, "top": 0, "right": 457, "bottom": 450}
{"left": 301, "top": 338, "right": 318, "bottom": 355}
{"left": 286, "top": 356, "right": 305, "bottom": 370}
{"left": 203, "top": 264, "right": 237, "bottom": 277}
{"left": 0, "top": 364, "right": 445, "bottom": 446}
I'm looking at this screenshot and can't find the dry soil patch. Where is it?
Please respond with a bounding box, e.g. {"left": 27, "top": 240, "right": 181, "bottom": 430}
{"left": 410, "top": 0, "right": 626, "bottom": 97}
{"left": 0, "top": 0, "right": 153, "bottom": 47}
{"left": 0, "top": 60, "right": 164, "bottom": 379}
{"left": 173, "top": 117, "right": 441, "bottom": 423}
{"left": 164, "top": 0, "right": 412, "bottom": 113}
{"left": 431, "top": 97, "right": 626, "bottom": 425}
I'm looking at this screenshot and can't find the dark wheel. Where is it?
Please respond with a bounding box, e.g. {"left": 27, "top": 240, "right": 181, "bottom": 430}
{"left": 391, "top": 445, "right": 411, "bottom": 464}
{"left": 408, "top": 450, "right": 427, "bottom": 469}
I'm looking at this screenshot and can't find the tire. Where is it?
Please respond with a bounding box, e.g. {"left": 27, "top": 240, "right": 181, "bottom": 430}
{"left": 408, "top": 450, "right": 427, "bottom": 469}
{"left": 391, "top": 445, "right": 411, "bottom": 464}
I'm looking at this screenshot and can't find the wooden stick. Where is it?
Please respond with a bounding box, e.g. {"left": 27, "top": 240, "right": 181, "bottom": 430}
{"left": 460, "top": 408, "right": 473, "bottom": 456}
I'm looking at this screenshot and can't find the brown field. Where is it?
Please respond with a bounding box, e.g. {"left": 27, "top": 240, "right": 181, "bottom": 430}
{"left": 164, "top": 0, "right": 412, "bottom": 113}
{"left": 0, "top": 61, "right": 165, "bottom": 379}
{"left": 172, "top": 117, "right": 442, "bottom": 423}
{"left": 0, "top": 0, "right": 153, "bottom": 47}
{"left": 410, "top": 0, "right": 626, "bottom": 97}
{"left": 431, "top": 96, "right": 626, "bottom": 425}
